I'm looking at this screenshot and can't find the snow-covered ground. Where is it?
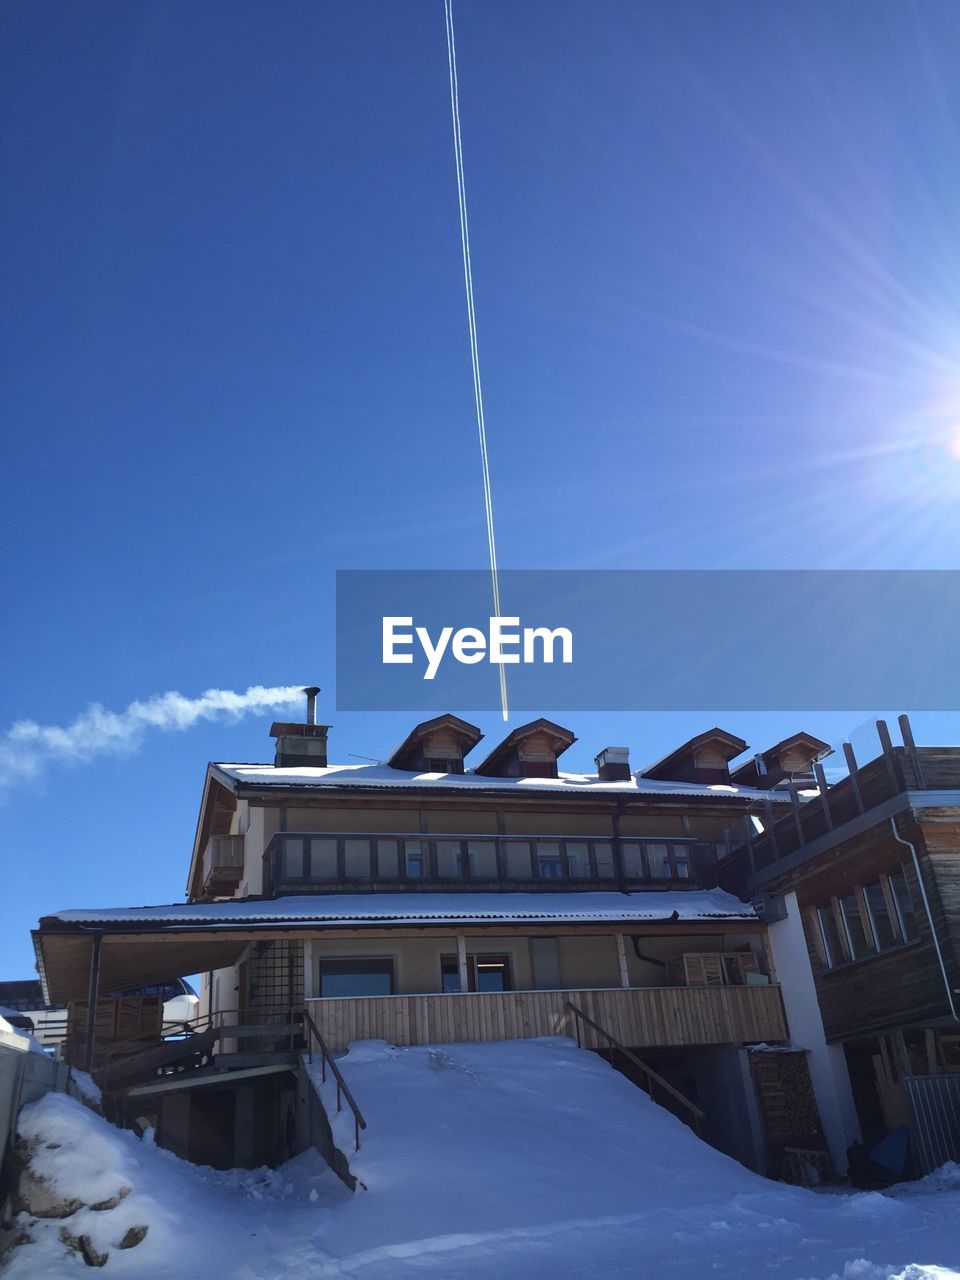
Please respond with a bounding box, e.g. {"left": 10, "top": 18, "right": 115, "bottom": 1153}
{"left": 7, "top": 1037, "right": 960, "bottom": 1279}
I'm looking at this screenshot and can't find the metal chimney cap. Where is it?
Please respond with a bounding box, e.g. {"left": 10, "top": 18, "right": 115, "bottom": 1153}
{"left": 595, "top": 746, "right": 630, "bottom": 767}
{"left": 303, "top": 686, "right": 321, "bottom": 696}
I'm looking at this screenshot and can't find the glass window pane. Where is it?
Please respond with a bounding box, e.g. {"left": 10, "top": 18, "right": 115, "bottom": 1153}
{"left": 505, "top": 841, "right": 532, "bottom": 878}
{"left": 621, "top": 842, "right": 645, "bottom": 878}
{"left": 648, "top": 843, "right": 671, "bottom": 878}
{"left": 309, "top": 838, "right": 338, "bottom": 879}
{"left": 536, "top": 842, "right": 563, "bottom": 879}
{"left": 440, "top": 959, "right": 461, "bottom": 993}
{"left": 344, "top": 839, "right": 371, "bottom": 879}
{"left": 567, "top": 842, "right": 592, "bottom": 878}
{"left": 318, "top": 959, "right": 393, "bottom": 998}
{"left": 436, "top": 840, "right": 465, "bottom": 878}
{"left": 468, "top": 840, "right": 497, "bottom": 878}
{"left": 864, "top": 881, "right": 898, "bottom": 950}
{"left": 817, "top": 905, "right": 846, "bottom": 967}
{"left": 839, "top": 893, "right": 872, "bottom": 960}
{"left": 888, "top": 869, "right": 919, "bottom": 941}
{"left": 283, "top": 838, "right": 304, "bottom": 879}
{"left": 593, "top": 842, "right": 616, "bottom": 879}
{"left": 376, "top": 839, "right": 400, "bottom": 879}
{"left": 475, "top": 955, "right": 511, "bottom": 993}
{"left": 404, "top": 840, "right": 426, "bottom": 878}
{"left": 672, "top": 847, "right": 690, "bottom": 880}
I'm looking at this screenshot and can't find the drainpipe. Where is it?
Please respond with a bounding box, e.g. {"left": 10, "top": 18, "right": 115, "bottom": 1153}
{"left": 889, "top": 816, "right": 960, "bottom": 1024}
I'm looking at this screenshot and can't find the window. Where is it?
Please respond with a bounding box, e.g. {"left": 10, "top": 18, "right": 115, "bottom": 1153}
{"left": 537, "top": 842, "right": 563, "bottom": 878}
{"left": 567, "top": 841, "right": 593, "bottom": 878}
{"left": 815, "top": 866, "right": 920, "bottom": 969}
{"left": 425, "top": 756, "right": 463, "bottom": 774}
{"left": 436, "top": 839, "right": 467, "bottom": 878}
{"left": 344, "top": 839, "right": 371, "bottom": 879}
{"left": 404, "top": 840, "right": 425, "bottom": 878}
{"left": 621, "top": 842, "right": 645, "bottom": 878}
{"left": 308, "top": 838, "right": 338, "bottom": 879}
{"left": 376, "top": 839, "right": 400, "bottom": 879}
{"left": 816, "top": 904, "right": 846, "bottom": 968}
{"left": 864, "top": 880, "right": 898, "bottom": 950}
{"left": 888, "top": 868, "right": 919, "bottom": 941}
{"left": 467, "top": 840, "right": 497, "bottom": 878}
{"left": 441, "top": 954, "right": 512, "bottom": 993}
{"left": 504, "top": 841, "right": 533, "bottom": 878}
{"left": 839, "top": 893, "right": 872, "bottom": 960}
{"left": 318, "top": 958, "right": 394, "bottom": 998}
{"left": 649, "top": 843, "right": 690, "bottom": 880}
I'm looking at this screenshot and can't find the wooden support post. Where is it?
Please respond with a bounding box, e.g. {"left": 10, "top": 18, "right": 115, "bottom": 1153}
{"left": 616, "top": 934, "right": 630, "bottom": 989}
{"left": 876, "top": 720, "right": 904, "bottom": 792}
{"left": 787, "top": 783, "right": 805, "bottom": 847}
{"left": 763, "top": 798, "right": 780, "bottom": 859}
{"left": 813, "top": 761, "right": 833, "bottom": 830}
{"left": 842, "top": 743, "right": 865, "bottom": 814}
{"left": 743, "top": 816, "right": 756, "bottom": 873}
{"left": 456, "top": 934, "right": 469, "bottom": 994}
{"left": 898, "top": 714, "right": 925, "bottom": 787}
{"left": 84, "top": 933, "right": 102, "bottom": 1074}
{"left": 302, "top": 939, "right": 316, "bottom": 1000}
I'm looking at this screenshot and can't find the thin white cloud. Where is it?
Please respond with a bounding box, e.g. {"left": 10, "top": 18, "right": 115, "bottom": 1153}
{"left": 0, "top": 685, "right": 306, "bottom": 787}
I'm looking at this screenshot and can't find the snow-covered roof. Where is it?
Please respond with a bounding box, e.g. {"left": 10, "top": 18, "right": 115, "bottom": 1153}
{"left": 211, "top": 761, "right": 788, "bottom": 802}
{"left": 47, "top": 889, "right": 756, "bottom": 928}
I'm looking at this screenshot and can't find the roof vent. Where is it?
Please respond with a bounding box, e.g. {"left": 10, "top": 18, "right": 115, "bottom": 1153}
{"left": 595, "top": 746, "right": 631, "bottom": 781}
{"left": 270, "top": 685, "right": 329, "bottom": 769}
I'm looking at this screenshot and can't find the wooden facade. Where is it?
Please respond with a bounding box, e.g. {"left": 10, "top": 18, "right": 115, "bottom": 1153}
{"left": 305, "top": 984, "right": 787, "bottom": 1056}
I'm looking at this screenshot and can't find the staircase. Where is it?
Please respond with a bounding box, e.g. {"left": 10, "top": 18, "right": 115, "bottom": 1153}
{"left": 564, "top": 1000, "right": 705, "bottom": 1135}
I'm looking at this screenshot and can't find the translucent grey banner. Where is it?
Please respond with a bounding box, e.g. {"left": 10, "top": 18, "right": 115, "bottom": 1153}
{"left": 335, "top": 570, "right": 960, "bottom": 711}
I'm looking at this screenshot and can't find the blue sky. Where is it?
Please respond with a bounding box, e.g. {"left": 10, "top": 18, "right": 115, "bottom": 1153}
{"left": 3, "top": 0, "right": 960, "bottom": 977}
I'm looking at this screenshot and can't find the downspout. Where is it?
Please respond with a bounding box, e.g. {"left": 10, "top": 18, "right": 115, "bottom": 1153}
{"left": 889, "top": 815, "right": 960, "bottom": 1024}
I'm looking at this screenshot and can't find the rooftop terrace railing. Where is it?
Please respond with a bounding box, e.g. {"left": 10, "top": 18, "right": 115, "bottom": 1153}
{"left": 722, "top": 716, "right": 960, "bottom": 887}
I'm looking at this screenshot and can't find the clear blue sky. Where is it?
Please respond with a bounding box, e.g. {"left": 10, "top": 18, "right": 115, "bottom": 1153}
{"left": 3, "top": 0, "right": 960, "bottom": 977}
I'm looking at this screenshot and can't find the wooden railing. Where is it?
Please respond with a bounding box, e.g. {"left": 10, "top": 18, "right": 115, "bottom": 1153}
{"left": 302, "top": 1005, "right": 368, "bottom": 1152}
{"left": 305, "top": 984, "right": 786, "bottom": 1057}
{"left": 202, "top": 834, "right": 245, "bottom": 892}
{"left": 565, "top": 1000, "right": 705, "bottom": 1134}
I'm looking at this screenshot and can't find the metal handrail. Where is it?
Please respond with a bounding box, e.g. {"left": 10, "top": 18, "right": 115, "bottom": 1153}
{"left": 564, "top": 1000, "right": 705, "bottom": 1133}
{"left": 301, "top": 1005, "right": 367, "bottom": 1152}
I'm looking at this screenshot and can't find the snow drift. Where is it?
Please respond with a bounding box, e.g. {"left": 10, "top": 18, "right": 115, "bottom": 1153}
{"left": 6, "top": 1037, "right": 960, "bottom": 1279}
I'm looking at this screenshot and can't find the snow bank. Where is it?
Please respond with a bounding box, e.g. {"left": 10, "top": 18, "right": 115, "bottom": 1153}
{"left": 6, "top": 1041, "right": 960, "bottom": 1279}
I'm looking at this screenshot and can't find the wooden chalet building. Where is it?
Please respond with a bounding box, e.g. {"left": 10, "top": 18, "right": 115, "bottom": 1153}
{"left": 719, "top": 717, "right": 960, "bottom": 1177}
{"left": 33, "top": 697, "right": 862, "bottom": 1174}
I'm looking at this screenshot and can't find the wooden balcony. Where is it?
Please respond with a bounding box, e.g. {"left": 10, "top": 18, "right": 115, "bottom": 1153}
{"left": 305, "top": 984, "right": 787, "bottom": 1056}
{"left": 202, "top": 835, "right": 244, "bottom": 894}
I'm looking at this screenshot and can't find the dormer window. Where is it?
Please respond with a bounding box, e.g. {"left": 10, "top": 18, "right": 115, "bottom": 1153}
{"left": 388, "top": 714, "right": 483, "bottom": 774}
{"left": 424, "top": 756, "right": 463, "bottom": 775}
{"left": 640, "top": 728, "right": 748, "bottom": 786}
{"left": 474, "top": 719, "right": 576, "bottom": 779}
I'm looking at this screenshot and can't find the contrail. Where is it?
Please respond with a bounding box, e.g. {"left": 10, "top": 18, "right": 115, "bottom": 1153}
{"left": 444, "top": 0, "right": 509, "bottom": 723}
{"left": 0, "top": 684, "right": 305, "bottom": 787}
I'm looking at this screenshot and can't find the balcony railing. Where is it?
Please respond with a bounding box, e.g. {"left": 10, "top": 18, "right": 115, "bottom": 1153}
{"left": 305, "top": 984, "right": 786, "bottom": 1056}
{"left": 263, "top": 831, "right": 721, "bottom": 895}
{"left": 202, "top": 835, "right": 245, "bottom": 893}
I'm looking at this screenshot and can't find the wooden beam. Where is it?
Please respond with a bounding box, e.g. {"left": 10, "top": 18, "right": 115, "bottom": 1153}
{"left": 456, "top": 934, "right": 469, "bottom": 993}
{"left": 842, "top": 743, "right": 865, "bottom": 814}
{"left": 616, "top": 934, "right": 630, "bottom": 989}
{"left": 83, "top": 934, "right": 102, "bottom": 1074}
